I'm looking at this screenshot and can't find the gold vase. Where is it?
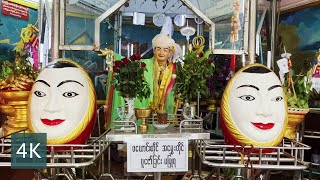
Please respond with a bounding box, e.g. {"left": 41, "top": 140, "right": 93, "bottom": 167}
{"left": 0, "top": 91, "right": 30, "bottom": 136}
{"left": 207, "top": 99, "right": 217, "bottom": 111}
{"left": 135, "top": 108, "right": 152, "bottom": 134}
{"left": 285, "top": 108, "right": 309, "bottom": 139}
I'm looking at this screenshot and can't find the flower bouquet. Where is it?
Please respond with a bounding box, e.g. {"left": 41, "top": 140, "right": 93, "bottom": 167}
{"left": 175, "top": 46, "right": 214, "bottom": 102}
{"left": 112, "top": 54, "right": 151, "bottom": 122}
{"left": 174, "top": 46, "right": 214, "bottom": 119}
{"left": 112, "top": 54, "right": 150, "bottom": 99}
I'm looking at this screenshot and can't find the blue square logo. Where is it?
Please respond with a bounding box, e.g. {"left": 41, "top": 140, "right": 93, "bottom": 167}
{"left": 11, "top": 133, "right": 47, "bottom": 169}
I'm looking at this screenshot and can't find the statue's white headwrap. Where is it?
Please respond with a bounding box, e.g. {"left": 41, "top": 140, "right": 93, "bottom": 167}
{"left": 152, "top": 16, "right": 182, "bottom": 61}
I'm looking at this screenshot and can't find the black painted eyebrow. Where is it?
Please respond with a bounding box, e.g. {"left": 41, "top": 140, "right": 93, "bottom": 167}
{"left": 35, "top": 80, "right": 50, "bottom": 87}
{"left": 237, "top": 84, "right": 259, "bottom": 91}
{"left": 268, "top": 85, "right": 282, "bottom": 91}
{"left": 57, "top": 80, "right": 84, "bottom": 87}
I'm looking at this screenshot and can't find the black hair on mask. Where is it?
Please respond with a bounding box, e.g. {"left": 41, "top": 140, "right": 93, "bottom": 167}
{"left": 47, "top": 61, "right": 77, "bottom": 68}
{"left": 243, "top": 66, "right": 271, "bottom": 73}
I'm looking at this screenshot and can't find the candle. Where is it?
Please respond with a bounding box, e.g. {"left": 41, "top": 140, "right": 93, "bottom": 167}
{"left": 230, "top": 55, "right": 236, "bottom": 71}
{"left": 267, "top": 51, "right": 271, "bottom": 69}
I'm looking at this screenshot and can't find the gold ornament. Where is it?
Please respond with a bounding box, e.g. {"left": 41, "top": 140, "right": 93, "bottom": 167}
{"left": 192, "top": 36, "right": 205, "bottom": 49}
{"left": 135, "top": 108, "right": 152, "bottom": 134}
{"left": 0, "top": 91, "right": 31, "bottom": 136}
{"left": 285, "top": 108, "right": 309, "bottom": 139}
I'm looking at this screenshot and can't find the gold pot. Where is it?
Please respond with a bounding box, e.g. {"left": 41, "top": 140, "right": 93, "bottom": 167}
{"left": 285, "top": 108, "right": 309, "bottom": 139}
{"left": 135, "top": 108, "right": 152, "bottom": 134}
{"left": 0, "top": 104, "right": 15, "bottom": 116}
{"left": 0, "top": 91, "right": 30, "bottom": 136}
{"left": 207, "top": 99, "right": 217, "bottom": 111}
{"left": 0, "top": 91, "right": 30, "bottom": 101}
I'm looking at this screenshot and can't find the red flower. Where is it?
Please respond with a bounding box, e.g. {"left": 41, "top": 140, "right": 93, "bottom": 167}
{"left": 114, "top": 60, "right": 123, "bottom": 68}
{"left": 199, "top": 51, "right": 204, "bottom": 58}
{"left": 130, "top": 54, "right": 141, "bottom": 61}
{"left": 140, "top": 62, "right": 146, "bottom": 68}
{"left": 122, "top": 57, "right": 130, "bottom": 65}
{"left": 113, "top": 66, "right": 119, "bottom": 72}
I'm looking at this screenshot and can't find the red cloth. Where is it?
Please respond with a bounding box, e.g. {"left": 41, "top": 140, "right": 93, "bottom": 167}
{"left": 29, "top": 34, "right": 39, "bottom": 49}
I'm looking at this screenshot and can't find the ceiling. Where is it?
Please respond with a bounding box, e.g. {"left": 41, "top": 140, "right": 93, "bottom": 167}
{"left": 67, "top": 0, "right": 320, "bottom": 15}
{"left": 66, "top": 0, "right": 233, "bottom": 19}
{"left": 64, "top": 0, "right": 282, "bottom": 33}
{"left": 66, "top": 0, "right": 215, "bottom": 29}
{"left": 66, "top": 0, "right": 320, "bottom": 23}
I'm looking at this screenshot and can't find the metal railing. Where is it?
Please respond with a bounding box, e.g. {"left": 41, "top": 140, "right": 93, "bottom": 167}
{"left": 0, "top": 106, "right": 111, "bottom": 180}
{"left": 196, "top": 138, "right": 311, "bottom": 170}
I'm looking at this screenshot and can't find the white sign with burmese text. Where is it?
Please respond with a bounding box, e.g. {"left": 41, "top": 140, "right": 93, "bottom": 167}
{"left": 127, "top": 138, "right": 188, "bottom": 172}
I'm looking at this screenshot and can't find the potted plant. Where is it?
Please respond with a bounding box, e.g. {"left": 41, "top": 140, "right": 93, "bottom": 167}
{"left": 112, "top": 54, "right": 151, "bottom": 120}
{"left": 174, "top": 46, "right": 214, "bottom": 118}
{"left": 283, "top": 67, "right": 312, "bottom": 139}
{"left": 0, "top": 55, "right": 36, "bottom": 91}
{"left": 0, "top": 54, "right": 37, "bottom": 135}
{"left": 0, "top": 23, "right": 39, "bottom": 136}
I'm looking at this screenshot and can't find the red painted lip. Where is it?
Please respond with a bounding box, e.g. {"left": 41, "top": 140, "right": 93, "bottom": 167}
{"left": 41, "top": 119, "right": 65, "bottom": 126}
{"left": 251, "top": 122, "right": 275, "bottom": 130}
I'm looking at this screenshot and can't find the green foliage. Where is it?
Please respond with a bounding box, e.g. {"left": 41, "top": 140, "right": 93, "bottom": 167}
{"left": 222, "top": 168, "right": 238, "bottom": 180}
{"left": 283, "top": 69, "right": 312, "bottom": 109}
{"left": 0, "top": 61, "right": 14, "bottom": 82}
{"left": 0, "top": 55, "right": 37, "bottom": 91}
{"left": 0, "top": 56, "right": 37, "bottom": 82}
{"left": 112, "top": 55, "right": 151, "bottom": 99}
{"left": 174, "top": 46, "right": 214, "bottom": 102}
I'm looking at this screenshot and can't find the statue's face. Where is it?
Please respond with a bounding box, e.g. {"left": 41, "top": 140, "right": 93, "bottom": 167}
{"left": 228, "top": 72, "right": 286, "bottom": 143}
{"left": 30, "top": 68, "right": 90, "bottom": 140}
{"left": 153, "top": 47, "right": 172, "bottom": 64}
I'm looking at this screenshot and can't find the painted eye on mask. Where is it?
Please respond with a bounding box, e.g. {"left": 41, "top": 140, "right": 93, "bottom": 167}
{"left": 238, "top": 95, "right": 255, "bottom": 101}
{"left": 34, "top": 90, "right": 46, "bottom": 97}
{"left": 271, "top": 96, "right": 283, "bottom": 102}
{"left": 63, "top": 92, "right": 79, "bottom": 98}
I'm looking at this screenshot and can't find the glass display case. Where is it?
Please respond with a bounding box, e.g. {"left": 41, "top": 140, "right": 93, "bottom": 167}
{"left": 205, "top": 0, "right": 246, "bottom": 54}
{"left": 58, "top": 0, "right": 218, "bottom": 101}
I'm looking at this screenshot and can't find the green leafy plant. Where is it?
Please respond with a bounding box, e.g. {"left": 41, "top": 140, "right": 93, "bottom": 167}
{"left": 222, "top": 168, "right": 237, "bottom": 180}
{"left": 174, "top": 46, "right": 214, "bottom": 102}
{"left": 283, "top": 70, "right": 312, "bottom": 109}
{"left": 112, "top": 54, "right": 151, "bottom": 99}
{"left": 0, "top": 61, "right": 14, "bottom": 81}
{"left": 0, "top": 54, "right": 37, "bottom": 91}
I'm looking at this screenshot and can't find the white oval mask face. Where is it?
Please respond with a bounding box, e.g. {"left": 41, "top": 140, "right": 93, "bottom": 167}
{"left": 228, "top": 72, "right": 286, "bottom": 143}
{"left": 30, "top": 68, "right": 90, "bottom": 140}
